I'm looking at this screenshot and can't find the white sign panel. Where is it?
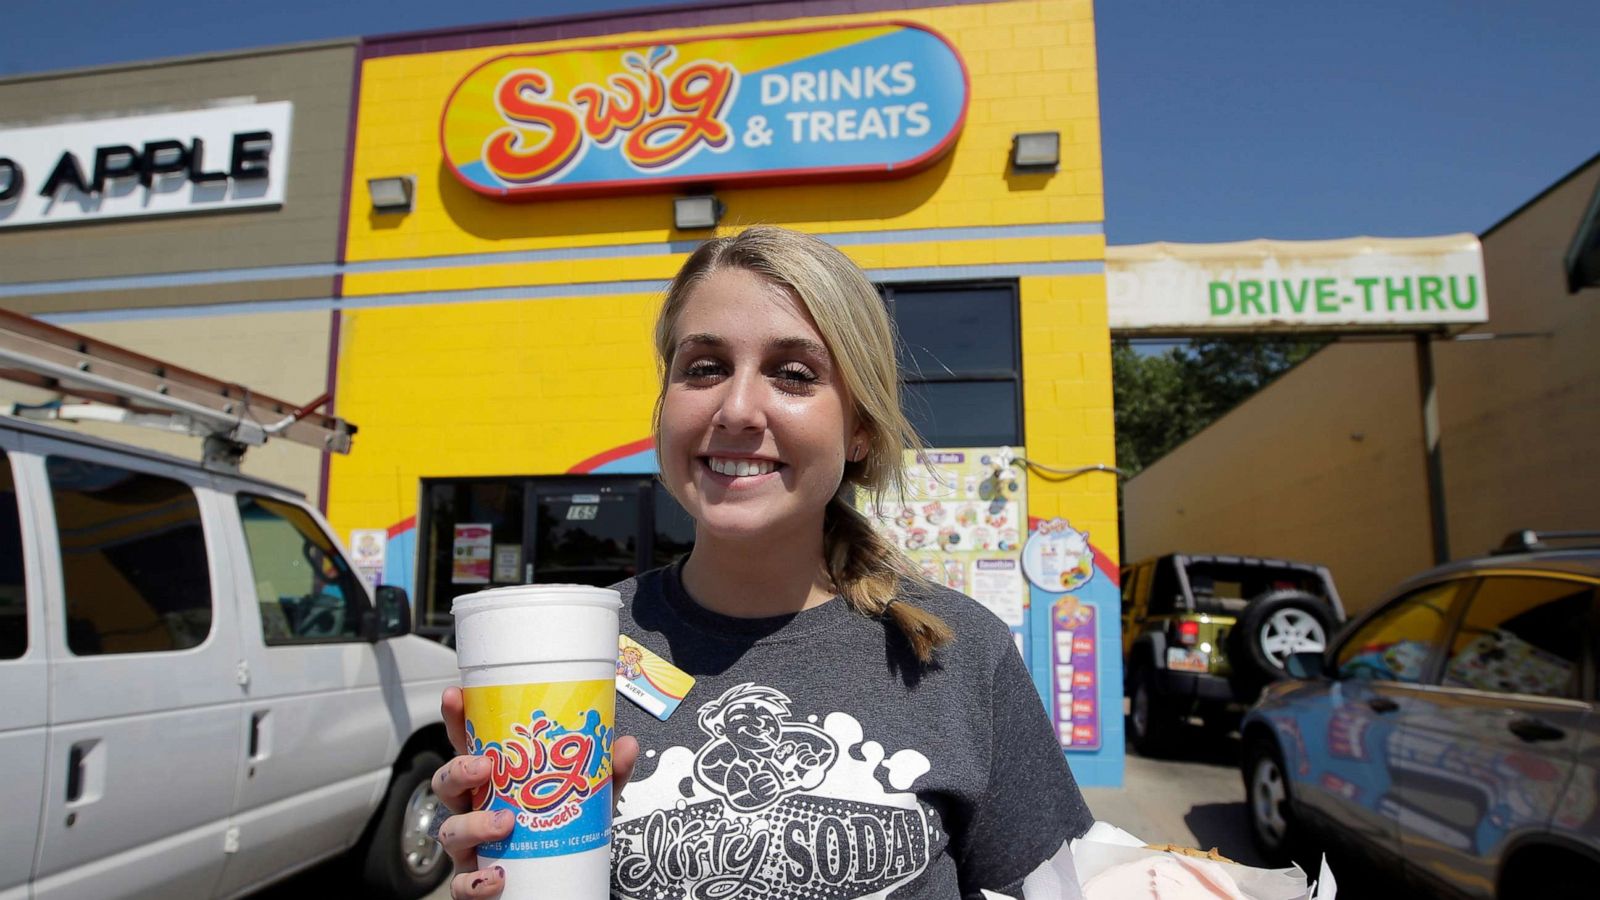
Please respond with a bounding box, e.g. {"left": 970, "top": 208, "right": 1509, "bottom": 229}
{"left": 1108, "top": 234, "right": 1488, "bottom": 332}
{"left": 0, "top": 101, "right": 292, "bottom": 229}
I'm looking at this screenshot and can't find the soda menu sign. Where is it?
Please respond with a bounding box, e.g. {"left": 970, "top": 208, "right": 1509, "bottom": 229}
{"left": 1107, "top": 234, "right": 1489, "bottom": 332}
{"left": 439, "top": 23, "right": 968, "bottom": 199}
{"left": 0, "top": 101, "right": 291, "bottom": 229}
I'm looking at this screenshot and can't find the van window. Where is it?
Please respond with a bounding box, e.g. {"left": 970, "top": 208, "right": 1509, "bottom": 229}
{"left": 238, "top": 494, "right": 368, "bottom": 644}
{"left": 1, "top": 450, "right": 25, "bottom": 660}
{"left": 47, "top": 457, "right": 211, "bottom": 655}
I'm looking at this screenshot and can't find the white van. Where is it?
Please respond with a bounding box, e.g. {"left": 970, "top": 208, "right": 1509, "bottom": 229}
{"left": 0, "top": 416, "right": 458, "bottom": 899}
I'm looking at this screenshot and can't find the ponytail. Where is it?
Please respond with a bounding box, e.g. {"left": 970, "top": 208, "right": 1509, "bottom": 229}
{"left": 824, "top": 494, "right": 953, "bottom": 664}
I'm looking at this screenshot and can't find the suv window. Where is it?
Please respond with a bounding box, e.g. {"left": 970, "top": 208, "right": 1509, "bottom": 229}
{"left": 1148, "top": 557, "right": 1183, "bottom": 616}
{"left": 1, "top": 450, "right": 25, "bottom": 660}
{"left": 1185, "top": 561, "right": 1328, "bottom": 615}
{"left": 1336, "top": 581, "right": 1460, "bottom": 683}
{"left": 238, "top": 494, "right": 369, "bottom": 644}
{"left": 48, "top": 457, "right": 211, "bottom": 655}
{"left": 1442, "top": 576, "right": 1592, "bottom": 700}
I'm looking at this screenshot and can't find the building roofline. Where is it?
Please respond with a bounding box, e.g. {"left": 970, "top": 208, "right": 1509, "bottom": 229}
{"left": 1480, "top": 150, "right": 1600, "bottom": 241}
{"left": 0, "top": 36, "right": 359, "bottom": 87}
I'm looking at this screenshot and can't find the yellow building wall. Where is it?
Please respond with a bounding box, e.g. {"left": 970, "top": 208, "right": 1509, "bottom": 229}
{"left": 328, "top": 0, "right": 1115, "bottom": 568}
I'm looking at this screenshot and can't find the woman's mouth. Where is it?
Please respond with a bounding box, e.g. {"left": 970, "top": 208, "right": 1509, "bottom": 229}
{"left": 701, "top": 456, "right": 783, "bottom": 486}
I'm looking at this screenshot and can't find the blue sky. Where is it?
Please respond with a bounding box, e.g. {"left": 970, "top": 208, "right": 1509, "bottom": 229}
{"left": 2, "top": 0, "right": 1595, "bottom": 245}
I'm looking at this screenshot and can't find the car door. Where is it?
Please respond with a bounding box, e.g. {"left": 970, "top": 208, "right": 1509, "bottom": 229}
{"left": 210, "top": 490, "right": 392, "bottom": 898}
{"left": 1299, "top": 580, "right": 1464, "bottom": 870}
{"left": 0, "top": 439, "right": 46, "bottom": 900}
{"left": 27, "top": 440, "right": 242, "bottom": 899}
{"left": 1394, "top": 574, "right": 1596, "bottom": 898}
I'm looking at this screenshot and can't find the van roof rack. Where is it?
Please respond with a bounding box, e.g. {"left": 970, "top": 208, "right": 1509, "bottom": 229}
{"left": 1493, "top": 529, "right": 1600, "bottom": 555}
{"left": 0, "top": 307, "right": 355, "bottom": 473}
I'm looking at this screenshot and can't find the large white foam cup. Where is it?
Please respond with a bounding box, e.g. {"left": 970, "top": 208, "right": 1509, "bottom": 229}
{"left": 452, "top": 584, "right": 622, "bottom": 899}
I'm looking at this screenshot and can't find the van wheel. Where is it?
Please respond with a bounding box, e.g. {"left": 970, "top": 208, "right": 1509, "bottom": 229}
{"left": 359, "top": 749, "right": 451, "bottom": 899}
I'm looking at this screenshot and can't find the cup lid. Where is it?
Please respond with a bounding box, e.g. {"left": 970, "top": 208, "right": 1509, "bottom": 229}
{"left": 451, "top": 583, "right": 622, "bottom": 616}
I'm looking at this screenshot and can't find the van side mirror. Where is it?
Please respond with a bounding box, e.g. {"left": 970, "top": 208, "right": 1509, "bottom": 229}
{"left": 374, "top": 585, "right": 412, "bottom": 639}
{"left": 1285, "top": 651, "right": 1328, "bottom": 680}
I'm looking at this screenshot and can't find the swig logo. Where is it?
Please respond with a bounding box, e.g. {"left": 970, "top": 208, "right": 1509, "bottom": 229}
{"left": 479, "top": 45, "right": 736, "bottom": 186}
{"left": 471, "top": 711, "right": 611, "bottom": 829}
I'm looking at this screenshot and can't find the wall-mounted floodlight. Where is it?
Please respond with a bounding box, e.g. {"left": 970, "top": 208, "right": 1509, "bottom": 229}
{"left": 674, "top": 195, "right": 724, "bottom": 230}
{"left": 1010, "top": 131, "right": 1060, "bottom": 173}
{"left": 368, "top": 176, "right": 415, "bottom": 213}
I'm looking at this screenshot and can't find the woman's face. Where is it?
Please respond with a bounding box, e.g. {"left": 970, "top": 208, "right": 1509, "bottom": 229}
{"left": 658, "top": 267, "right": 864, "bottom": 544}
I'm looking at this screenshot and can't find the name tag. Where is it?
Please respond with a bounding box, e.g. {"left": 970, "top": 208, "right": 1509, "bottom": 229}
{"left": 616, "top": 634, "right": 695, "bottom": 721}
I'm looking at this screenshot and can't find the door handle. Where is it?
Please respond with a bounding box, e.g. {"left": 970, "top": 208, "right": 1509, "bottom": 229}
{"left": 1508, "top": 717, "right": 1565, "bottom": 743}
{"left": 66, "top": 745, "right": 86, "bottom": 802}
{"left": 1367, "top": 697, "right": 1400, "bottom": 714}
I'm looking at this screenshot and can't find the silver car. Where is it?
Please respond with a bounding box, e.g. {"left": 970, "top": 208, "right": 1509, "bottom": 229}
{"left": 1240, "top": 538, "right": 1600, "bottom": 900}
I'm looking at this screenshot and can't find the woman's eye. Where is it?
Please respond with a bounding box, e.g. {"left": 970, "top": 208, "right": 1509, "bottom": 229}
{"left": 773, "top": 365, "right": 819, "bottom": 389}
{"left": 682, "top": 361, "right": 725, "bottom": 380}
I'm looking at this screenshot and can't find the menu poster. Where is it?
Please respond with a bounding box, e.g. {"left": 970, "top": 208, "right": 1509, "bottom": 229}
{"left": 451, "top": 523, "right": 493, "bottom": 585}
{"left": 492, "top": 544, "right": 523, "bottom": 583}
{"left": 858, "top": 447, "right": 1029, "bottom": 633}
{"left": 349, "top": 529, "right": 387, "bottom": 589}
{"left": 1052, "top": 595, "right": 1100, "bottom": 751}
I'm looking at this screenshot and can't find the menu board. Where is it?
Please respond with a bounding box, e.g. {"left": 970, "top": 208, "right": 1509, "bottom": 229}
{"left": 859, "top": 448, "right": 1029, "bottom": 632}
{"left": 451, "top": 523, "right": 493, "bottom": 584}
{"left": 1052, "top": 595, "right": 1100, "bottom": 750}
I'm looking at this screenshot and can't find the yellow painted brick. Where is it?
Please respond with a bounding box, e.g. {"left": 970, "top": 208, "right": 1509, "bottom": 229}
{"left": 988, "top": 95, "right": 1045, "bottom": 124}
{"left": 1069, "top": 22, "right": 1096, "bottom": 45}
{"left": 985, "top": 1, "right": 1041, "bottom": 26}
{"left": 1045, "top": 94, "right": 1096, "bottom": 120}
{"left": 952, "top": 25, "right": 1014, "bottom": 52}
{"left": 1075, "top": 170, "right": 1104, "bottom": 196}
{"left": 986, "top": 46, "right": 1042, "bottom": 75}
{"left": 1071, "top": 70, "right": 1099, "bottom": 95}
{"left": 1013, "top": 23, "right": 1069, "bottom": 49}
{"left": 1014, "top": 71, "right": 1069, "bottom": 98}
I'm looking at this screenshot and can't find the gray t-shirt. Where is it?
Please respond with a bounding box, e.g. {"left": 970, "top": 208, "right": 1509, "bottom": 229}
{"left": 608, "top": 564, "right": 1093, "bottom": 900}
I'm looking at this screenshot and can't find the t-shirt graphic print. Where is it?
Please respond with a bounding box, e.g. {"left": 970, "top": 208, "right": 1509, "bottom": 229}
{"left": 611, "top": 681, "right": 941, "bottom": 900}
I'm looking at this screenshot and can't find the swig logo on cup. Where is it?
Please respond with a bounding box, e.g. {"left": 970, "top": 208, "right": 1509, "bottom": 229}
{"left": 464, "top": 681, "right": 614, "bottom": 859}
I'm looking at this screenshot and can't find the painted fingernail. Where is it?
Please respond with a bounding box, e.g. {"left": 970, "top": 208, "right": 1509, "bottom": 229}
{"left": 494, "top": 866, "right": 506, "bottom": 880}
{"left": 470, "top": 875, "right": 486, "bottom": 889}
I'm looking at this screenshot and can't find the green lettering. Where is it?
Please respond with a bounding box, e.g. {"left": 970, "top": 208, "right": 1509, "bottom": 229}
{"left": 1283, "top": 279, "right": 1311, "bottom": 313}
{"left": 1448, "top": 274, "right": 1479, "bottom": 310}
{"left": 1208, "top": 282, "right": 1235, "bottom": 316}
{"left": 1385, "top": 277, "right": 1414, "bottom": 312}
{"left": 1315, "top": 278, "right": 1338, "bottom": 313}
{"left": 1267, "top": 280, "right": 1280, "bottom": 314}
{"left": 1418, "top": 276, "right": 1445, "bottom": 310}
{"left": 1353, "top": 277, "right": 1379, "bottom": 312}
{"left": 1239, "top": 280, "right": 1266, "bottom": 315}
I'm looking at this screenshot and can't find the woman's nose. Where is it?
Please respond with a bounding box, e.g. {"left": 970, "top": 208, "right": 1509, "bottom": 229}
{"left": 711, "top": 370, "right": 767, "bottom": 432}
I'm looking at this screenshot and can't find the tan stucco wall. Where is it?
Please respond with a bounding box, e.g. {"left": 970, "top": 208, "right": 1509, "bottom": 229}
{"left": 3, "top": 310, "right": 331, "bottom": 496}
{"left": 1124, "top": 156, "right": 1600, "bottom": 616}
{"left": 0, "top": 42, "right": 355, "bottom": 311}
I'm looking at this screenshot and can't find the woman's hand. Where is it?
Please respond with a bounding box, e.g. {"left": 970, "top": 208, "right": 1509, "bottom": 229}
{"left": 435, "top": 685, "right": 639, "bottom": 898}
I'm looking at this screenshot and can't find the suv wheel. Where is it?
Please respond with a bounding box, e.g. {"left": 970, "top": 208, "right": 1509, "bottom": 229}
{"left": 1244, "top": 735, "right": 1296, "bottom": 864}
{"left": 357, "top": 749, "right": 451, "bottom": 899}
{"left": 1128, "top": 665, "right": 1178, "bottom": 756}
{"left": 1232, "top": 591, "right": 1333, "bottom": 681}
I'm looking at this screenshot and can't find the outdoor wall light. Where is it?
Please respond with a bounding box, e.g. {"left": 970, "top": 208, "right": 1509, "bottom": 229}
{"left": 368, "top": 175, "right": 415, "bottom": 213}
{"left": 1010, "top": 131, "right": 1060, "bottom": 173}
{"left": 674, "top": 194, "right": 724, "bottom": 230}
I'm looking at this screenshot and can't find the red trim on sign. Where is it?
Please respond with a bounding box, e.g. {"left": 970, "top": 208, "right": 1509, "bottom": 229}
{"left": 387, "top": 515, "right": 417, "bottom": 538}
{"left": 1093, "top": 545, "right": 1120, "bottom": 586}
{"left": 437, "top": 20, "right": 968, "bottom": 201}
{"left": 568, "top": 437, "right": 656, "bottom": 474}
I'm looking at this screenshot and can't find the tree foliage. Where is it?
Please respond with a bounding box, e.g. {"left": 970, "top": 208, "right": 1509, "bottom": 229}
{"left": 1112, "top": 338, "right": 1327, "bottom": 476}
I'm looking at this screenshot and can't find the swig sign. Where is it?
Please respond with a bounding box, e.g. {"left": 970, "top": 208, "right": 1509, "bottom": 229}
{"left": 439, "top": 23, "right": 968, "bottom": 199}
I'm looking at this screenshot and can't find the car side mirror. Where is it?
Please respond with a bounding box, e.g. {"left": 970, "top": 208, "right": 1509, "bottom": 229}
{"left": 1285, "top": 651, "right": 1329, "bottom": 680}
{"left": 374, "top": 585, "right": 412, "bottom": 639}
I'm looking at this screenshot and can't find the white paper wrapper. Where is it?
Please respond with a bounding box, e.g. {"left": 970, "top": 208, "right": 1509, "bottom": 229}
{"left": 1070, "top": 823, "right": 1335, "bottom": 900}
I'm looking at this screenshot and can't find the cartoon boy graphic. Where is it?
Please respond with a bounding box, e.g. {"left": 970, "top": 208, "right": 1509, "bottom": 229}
{"left": 693, "top": 683, "right": 838, "bottom": 813}
{"left": 617, "top": 644, "right": 645, "bottom": 681}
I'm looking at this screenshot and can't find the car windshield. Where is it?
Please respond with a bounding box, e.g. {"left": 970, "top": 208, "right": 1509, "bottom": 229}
{"left": 1183, "top": 561, "right": 1328, "bottom": 614}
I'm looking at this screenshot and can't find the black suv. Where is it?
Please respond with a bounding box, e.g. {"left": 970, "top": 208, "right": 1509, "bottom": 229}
{"left": 1121, "top": 554, "right": 1346, "bottom": 754}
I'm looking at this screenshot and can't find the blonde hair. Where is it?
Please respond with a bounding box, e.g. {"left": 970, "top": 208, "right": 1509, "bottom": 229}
{"left": 653, "top": 225, "right": 953, "bottom": 663}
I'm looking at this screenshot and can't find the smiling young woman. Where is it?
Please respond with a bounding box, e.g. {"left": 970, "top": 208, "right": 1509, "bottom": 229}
{"left": 431, "top": 226, "right": 1093, "bottom": 900}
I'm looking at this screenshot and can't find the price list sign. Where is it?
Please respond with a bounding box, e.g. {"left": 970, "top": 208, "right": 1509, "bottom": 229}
{"left": 1051, "top": 596, "right": 1099, "bottom": 751}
